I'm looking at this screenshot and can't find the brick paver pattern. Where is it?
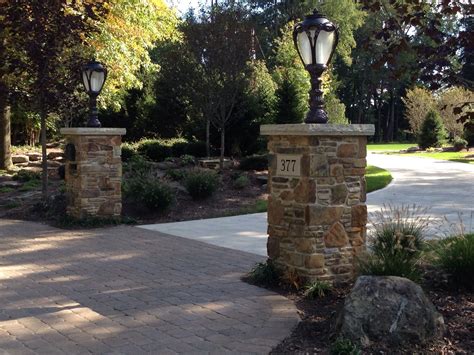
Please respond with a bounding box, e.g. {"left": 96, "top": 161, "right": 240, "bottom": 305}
{"left": 0, "top": 220, "right": 299, "bottom": 354}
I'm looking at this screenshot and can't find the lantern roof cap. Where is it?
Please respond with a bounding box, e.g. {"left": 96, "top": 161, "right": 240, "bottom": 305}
{"left": 298, "top": 8, "right": 332, "bottom": 29}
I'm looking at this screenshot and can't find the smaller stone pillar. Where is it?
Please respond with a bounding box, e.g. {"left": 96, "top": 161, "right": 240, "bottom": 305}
{"left": 60, "top": 128, "right": 126, "bottom": 219}
{"left": 261, "top": 124, "right": 374, "bottom": 283}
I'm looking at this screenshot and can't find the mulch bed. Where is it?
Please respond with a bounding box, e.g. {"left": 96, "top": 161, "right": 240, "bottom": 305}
{"left": 264, "top": 273, "right": 473, "bottom": 354}
{"left": 122, "top": 169, "right": 268, "bottom": 224}
{"left": 0, "top": 168, "right": 268, "bottom": 226}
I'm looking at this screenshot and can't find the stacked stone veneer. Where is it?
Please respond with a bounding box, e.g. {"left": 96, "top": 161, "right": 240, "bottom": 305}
{"left": 60, "top": 128, "right": 126, "bottom": 219}
{"left": 261, "top": 124, "right": 374, "bottom": 283}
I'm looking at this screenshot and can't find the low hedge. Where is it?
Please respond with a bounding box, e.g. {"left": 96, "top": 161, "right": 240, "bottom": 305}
{"left": 133, "top": 138, "right": 207, "bottom": 162}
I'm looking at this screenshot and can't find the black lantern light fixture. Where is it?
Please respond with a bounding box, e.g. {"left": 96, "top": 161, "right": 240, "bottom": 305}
{"left": 293, "top": 9, "right": 339, "bottom": 124}
{"left": 81, "top": 60, "right": 107, "bottom": 128}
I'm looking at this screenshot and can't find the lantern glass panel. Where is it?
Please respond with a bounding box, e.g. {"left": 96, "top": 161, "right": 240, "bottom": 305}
{"left": 297, "top": 29, "right": 315, "bottom": 65}
{"left": 90, "top": 71, "right": 105, "bottom": 93}
{"left": 82, "top": 71, "right": 90, "bottom": 92}
{"left": 315, "top": 30, "right": 335, "bottom": 65}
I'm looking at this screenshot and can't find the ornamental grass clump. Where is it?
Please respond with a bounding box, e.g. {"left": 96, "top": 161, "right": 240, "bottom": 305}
{"left": 434, "top": 233, "right": 474, "bottom": 289}
{"left": 357, "top": 204, "right": 432, "bottom": 282}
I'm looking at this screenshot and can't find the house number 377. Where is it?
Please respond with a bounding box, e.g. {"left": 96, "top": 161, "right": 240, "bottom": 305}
{"left": 280, "top": 159, "right": 296, "bottom": 172}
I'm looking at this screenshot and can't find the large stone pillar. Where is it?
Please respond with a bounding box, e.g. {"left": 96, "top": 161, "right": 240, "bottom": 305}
{"left": 261, "top": 124, "right": 374, "bottom": 283}
{"left": 60, "top": 128, "right": 126, "bottom": 219}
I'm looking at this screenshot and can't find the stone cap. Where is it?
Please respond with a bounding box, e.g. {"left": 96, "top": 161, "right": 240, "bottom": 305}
{"left": 261, "top": 124, "right": 374, "bottom": 136}
{"left": 60, "top": 128, "right": 126, "bottom": 136}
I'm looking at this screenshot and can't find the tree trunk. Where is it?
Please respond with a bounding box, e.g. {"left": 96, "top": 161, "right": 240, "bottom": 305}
{"left": 40, "top": 107, "right": 48, "bottom": 199}
{"left": 376, "top": 98, "right": 382, "bottom": 143}
{"left": 388, "top": 90, "right": 395, "bottom": 141}
{"left": 219, "top": 126, "right": 225, "bottom": 171}
{"left": 0, "top": 97, "right": 13, "bottom": 170}
{"left": 206, "top": 118, "right": 210, "bottom": 158}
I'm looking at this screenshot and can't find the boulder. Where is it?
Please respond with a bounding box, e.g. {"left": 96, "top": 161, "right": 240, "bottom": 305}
{"left": 12, "top": 155, "right": 29, "bottom": 163}
{"left": 27, "top": 153, "right": 42, "bottom": 161}
{"left": 47, "top": 151, "right": 64, "bottom": 160}
{"left": 336, "top": 276, "right": 444, "bottom": 347}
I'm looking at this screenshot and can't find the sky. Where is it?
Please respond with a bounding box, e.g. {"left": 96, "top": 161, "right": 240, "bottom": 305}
{"left": 166, "top": 0, "right": 206, "bottom": 15}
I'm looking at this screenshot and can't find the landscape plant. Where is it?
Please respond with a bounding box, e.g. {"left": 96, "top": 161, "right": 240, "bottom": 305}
{"left": 304, "top": 280, "right": 332, "bottom": 299}
{"left": 184, "top": 170, "right": 219, "bottom": 200}
{"left": 357, "top": 205, "right": 431, "bottom": 282}
{"left": 123, "top": 177, "right": 173, "bottom": 211}
{"left": 418, "top": 110, "right": 446, "bottom": 150}
{"left": 452, "top": 137, "right": 468, "bottom": 152}
{"left": 246, "top": 259, "right": 281, "bottom": 287}
{"left": 233, "top": 175, "right": 250, "bottom": 190}
{"left": 433, "top": 233, "right": 474, "bottom": 288}
{"left": 329, "top": 337, "right": 361, "bottom": 355}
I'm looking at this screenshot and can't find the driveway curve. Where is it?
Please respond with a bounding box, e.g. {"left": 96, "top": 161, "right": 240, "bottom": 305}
{"left": 367, "top": 152, "right": 474, "bottom": 235}
{"left": 0, "top": 219, "right": 299, "bottom": 354}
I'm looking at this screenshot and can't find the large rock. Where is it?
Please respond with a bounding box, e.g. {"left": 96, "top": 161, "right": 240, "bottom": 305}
{"left": 12, "top": 155, "right": 29, "bottom": 164}
{"left": 336, "top": 276, "right": 444, "bottom": 347}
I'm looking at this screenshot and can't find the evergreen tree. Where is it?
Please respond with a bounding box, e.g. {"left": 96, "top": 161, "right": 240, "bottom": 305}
{"left": 418, "top": 110, "right": 446, "bottom": 150}
{"left": 274, "top": 76, "right": 303, "bottom": 124}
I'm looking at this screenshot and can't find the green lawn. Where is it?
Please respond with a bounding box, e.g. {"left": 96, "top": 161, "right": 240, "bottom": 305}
{"left": 366, "top": 165, "right": 393, "bottom": 193}
{"left": 397, "top": 151, "right": 473, "bottom": 164}
{"left": 368, "top": 143, "right": 416, "bottom": 152}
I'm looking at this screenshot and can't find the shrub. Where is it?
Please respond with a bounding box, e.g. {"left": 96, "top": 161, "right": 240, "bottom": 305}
{"left": 452, "top": 136, "right": 468, "bottom": 151}
{"left": 239, "top": 155, "right": 268, "bottom": 171}
{"left": 185, "top": 140, "right": 207, "bottom": 157}
{"left": 137, "top": 139, "right": 172, "bottom": 162}
{"left": 165, "top": 169, "right": 187, "bottom": 181}
{"left": 418, "top": 110, "right": 446, "bottom": 150}
{"left": 357, "top": 205, "right": 431, "bottom": 282}
{"left": 12, "top": 169, "right": 41, "bottom": 182}
{"left": 123, "top": 177, "right": 174, "bottom": 211}
{"left": 304, "top": 280, "right": 332, "bottom": 299}
{"left": 233, "top": 175, "right": 250, "bottom": 189}
{"left": 121, "top": 143, "right": 137, "bottom": 162}
{"left": 246, "top": 259, "right": 281, "bottom": 286}
{"left": 330, "top": 337, "right": 361, "bottom": 355}
{"left": 434, "top": 233, "right": 474, "bottom": 288}
{"left": 124, "top": 155, "right": 152, "bottom": 177}
{"left": 170, "top": 140, "right": 189, "bottom": 157}
{"left": 184, "top": 170, "right": 219, "bottom": 200}
{"left": 464, "top": 123, "right": 474, "bottom": 147}
{"left": 180, "top": 154, "right": 195, "bottom": 166}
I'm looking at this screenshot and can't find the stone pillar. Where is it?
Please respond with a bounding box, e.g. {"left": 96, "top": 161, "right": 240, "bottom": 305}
{"left": 60, "top": 128, "right": 126, "bottom": 219}
{"left": 261, "top": 124, "right": 374, "bottom": 283}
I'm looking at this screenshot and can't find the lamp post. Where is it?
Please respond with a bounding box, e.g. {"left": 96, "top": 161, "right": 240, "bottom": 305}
{"left": 293, "top": 9, "right": 338, "bottom": 124}
{"left": 81, "top": 61, "right": 107, "bottom": 128}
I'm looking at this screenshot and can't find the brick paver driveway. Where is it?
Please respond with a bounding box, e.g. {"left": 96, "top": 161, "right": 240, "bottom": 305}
{"left": 0, "top": 219, "right": 299, "bottom": 354}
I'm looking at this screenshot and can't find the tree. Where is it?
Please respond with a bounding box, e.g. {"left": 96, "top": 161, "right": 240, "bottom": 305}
{"left": 418, "top": 110, "right": 446, "bottom": 150}
{"left": 1, "top": 0, "right": 108, "bottom": 197}
{"left": 184, "top": 4, "right": 254, "bottom": 169}
{"left": 274, "top": 74, "right": 303, "bottom": 124}
{"left": 438, "top": 87, "right": 474, "bottom": 139}
{"left": 90, "top": 0, "right": 178, "bottom": 110}
{"left": 402, "top": 87, "right": 437, "bottom": 137}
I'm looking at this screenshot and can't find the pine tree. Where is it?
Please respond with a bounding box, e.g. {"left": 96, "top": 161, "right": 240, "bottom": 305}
{"left": 418, "top": 110, "right": 446, "bottom": 150}
{"left": 274, "top": 76, "right": 303, "bottom": 124}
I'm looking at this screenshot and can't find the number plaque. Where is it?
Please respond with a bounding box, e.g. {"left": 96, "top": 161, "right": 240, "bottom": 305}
{"left": 276, "top": 154, "right": 302, "bottom": 177}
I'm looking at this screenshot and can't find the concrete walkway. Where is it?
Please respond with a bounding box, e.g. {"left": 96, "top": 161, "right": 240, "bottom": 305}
{"left": 140, "top": 154, "right": 474, "bottom": 254}
{"left": 0, "top": 219, "right": 299, "bottom": 354}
